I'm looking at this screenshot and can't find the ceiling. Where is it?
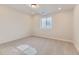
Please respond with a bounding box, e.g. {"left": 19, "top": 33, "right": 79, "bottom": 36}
{"left": 6, "top": 4, "right": 75, "bottom": 15}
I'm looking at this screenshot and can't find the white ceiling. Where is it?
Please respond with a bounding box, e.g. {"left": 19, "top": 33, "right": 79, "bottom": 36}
{"left": 6, "top": 4, "right": 75, "bottom": 15}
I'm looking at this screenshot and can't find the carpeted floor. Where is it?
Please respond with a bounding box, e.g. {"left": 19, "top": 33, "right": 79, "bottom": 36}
{"left": 0, "top": 36, "right": 78, "bottom": 55}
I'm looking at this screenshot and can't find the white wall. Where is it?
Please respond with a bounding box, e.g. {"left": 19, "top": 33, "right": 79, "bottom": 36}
{"left": 0, "top": 5, "right": 73, "bottom": 44}
{"left": 73, "top": 5, "right": 79, "bottom": 51}
{"left": 32, "top": 11, "right": 73, "bottom": 42}
{"left": 0, "top": 6, "right": 32, "bottom": 44}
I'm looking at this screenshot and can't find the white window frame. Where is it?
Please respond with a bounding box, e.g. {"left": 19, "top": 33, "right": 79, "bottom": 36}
{"left": 40, "top": 16, "right": 52, "bottom": 29}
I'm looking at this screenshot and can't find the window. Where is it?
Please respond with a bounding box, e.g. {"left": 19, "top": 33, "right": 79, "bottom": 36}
{"left": 40, "top": 16, "right": 52, "bottom": 29}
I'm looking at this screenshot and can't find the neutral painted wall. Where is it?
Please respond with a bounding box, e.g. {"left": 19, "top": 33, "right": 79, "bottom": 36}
{"left": 73, "top": 5, "right": 79, "bottom": 51}
{"left": 0, "top": 6, "right": 32, "bottom": 44}
{"left": 0, "top": 5, "right": 73, "bottom": 44}
{"left": 32, "top": 11, "right": 73, "bottom": 42}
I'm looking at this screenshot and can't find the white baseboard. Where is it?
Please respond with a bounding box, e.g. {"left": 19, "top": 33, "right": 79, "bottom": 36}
{"left": 0, "top": 35, "right": 32, "bottom": 45}
{"left": 73, "top": 43, "right": 79, "bottom": 52}
{"left": 32, "top": 35, "right": 73, "bottom": 43}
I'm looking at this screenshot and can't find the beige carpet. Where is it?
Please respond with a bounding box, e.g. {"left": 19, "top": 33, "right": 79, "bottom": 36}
{"left": 0, "top": 36, "right": 78, "bottom": 55}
